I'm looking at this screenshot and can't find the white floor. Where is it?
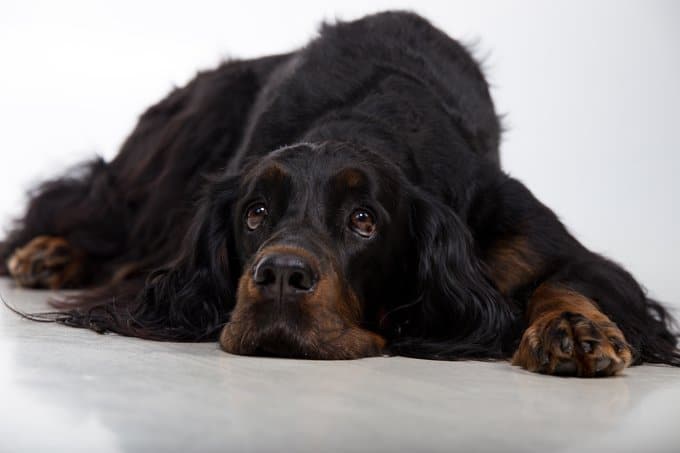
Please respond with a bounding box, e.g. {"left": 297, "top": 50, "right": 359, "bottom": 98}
{"left": 1, "top": 277, "right": 679, "bottom": 453}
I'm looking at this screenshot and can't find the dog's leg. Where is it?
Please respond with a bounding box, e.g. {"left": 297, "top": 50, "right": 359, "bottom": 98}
{"left": 0, "top": 158, "right": 123, "bottom": 288}
{"left": 473, "top": 170, "right": 678, "bottom": 372}
{"left": 6, "top": 236, "right": 85, "bottom": 289}
{"left": 512, "top": 283, "right": 633, "bottom": 376}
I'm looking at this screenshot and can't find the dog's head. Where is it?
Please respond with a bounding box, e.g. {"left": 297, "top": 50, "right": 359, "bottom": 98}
{"left": 223, "top": 142, "right": 410, "bottom": 358}
{"left": 147, "top": 141, "right": 512, "bottom": 359}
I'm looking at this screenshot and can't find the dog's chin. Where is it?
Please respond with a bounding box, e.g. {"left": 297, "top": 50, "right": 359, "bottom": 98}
{"left": 219, "top": 319, "right": 386, "bottom": 360}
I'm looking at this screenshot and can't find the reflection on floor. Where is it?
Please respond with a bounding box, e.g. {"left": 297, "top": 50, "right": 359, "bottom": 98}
{"left": 1, "top": 278, "right": 679, "bottom": 453}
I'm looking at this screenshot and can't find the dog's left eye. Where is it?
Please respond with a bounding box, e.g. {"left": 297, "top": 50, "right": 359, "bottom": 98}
{"left": 246, "top": 203, "right": 268, "bottom": 231}
{"left": 349, "top": 209, "right": 376, "bottom": 238}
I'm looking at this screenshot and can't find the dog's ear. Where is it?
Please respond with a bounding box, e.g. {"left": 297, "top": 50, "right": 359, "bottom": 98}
{"left": 389, "top": 190, "right": 517, "bottom": 359}
{"left": 52, "top": 175, "right": 241, "bottom": 340}
{"left": 131, "top": 175, "right": 241, "bottom": 340}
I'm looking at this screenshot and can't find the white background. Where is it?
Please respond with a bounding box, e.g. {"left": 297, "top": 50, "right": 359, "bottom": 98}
{"left": 1, "top": 0, "right": 678, "bottom": 310}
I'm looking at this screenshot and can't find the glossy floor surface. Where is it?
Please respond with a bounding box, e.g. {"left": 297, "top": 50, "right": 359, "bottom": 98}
{"left": 1, "top": 278, "right": 679, "bottom": 453}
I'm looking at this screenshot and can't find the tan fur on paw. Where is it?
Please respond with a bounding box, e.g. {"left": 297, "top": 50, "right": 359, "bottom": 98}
{"left": 513, "top": 310, "right": 633, "bottom": 377}
{"left": 7, "top": 236, "right": 84, "bottom": 289}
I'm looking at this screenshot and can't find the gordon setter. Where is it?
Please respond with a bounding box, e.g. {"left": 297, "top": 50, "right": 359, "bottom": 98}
{"left": 2, "top": 11, "right": 678, "bottom": 376}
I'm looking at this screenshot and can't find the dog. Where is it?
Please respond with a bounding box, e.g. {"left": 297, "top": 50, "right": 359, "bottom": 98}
{"left": 2, "top": 11, "right": 678, "bottom": 376}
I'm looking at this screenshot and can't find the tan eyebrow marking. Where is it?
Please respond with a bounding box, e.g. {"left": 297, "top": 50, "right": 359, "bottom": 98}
{"left": 333, "top": 168, "right": 365, "bottom": 189}
{"left": 260, "top": 163, "right": 287, "bottom": 180}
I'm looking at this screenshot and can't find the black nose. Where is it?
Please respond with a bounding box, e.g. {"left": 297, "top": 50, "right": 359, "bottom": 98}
{"left": 253, "top": 253, "right": 317, "bottom": 297}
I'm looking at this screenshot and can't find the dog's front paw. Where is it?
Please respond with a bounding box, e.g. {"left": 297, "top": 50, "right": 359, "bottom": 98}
{"left": 6, "top": 236, "right": 84, "bottom": 289}
{"left": 512, "top": 310, "right": 633, "bottom": 377}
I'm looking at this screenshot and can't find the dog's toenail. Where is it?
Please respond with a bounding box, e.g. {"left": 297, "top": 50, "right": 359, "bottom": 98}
{"left": 560, "top": 336, "right": 573, "bottom": 354}
{"left": 595, "top": 356, "right": 611, "bottom": 372}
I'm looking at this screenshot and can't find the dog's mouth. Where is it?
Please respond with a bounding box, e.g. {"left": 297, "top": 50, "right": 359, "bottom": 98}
{"left": 220, "top": 314, "right": 386, "bottom": 360}
{"left": 219, "top": 246, "right": 386, "bottom": 359}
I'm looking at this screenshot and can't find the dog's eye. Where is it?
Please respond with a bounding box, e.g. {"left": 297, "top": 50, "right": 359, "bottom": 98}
{"left": 246, "top": 203, "right": 268, "bottom": 231}
{"left": 349, "top": 209, "right": 376, "bottom": 238}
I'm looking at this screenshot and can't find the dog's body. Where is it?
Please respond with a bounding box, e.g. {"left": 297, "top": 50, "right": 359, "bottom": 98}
{"left": 2, "top": 12, "right": 678, "bottom": 375}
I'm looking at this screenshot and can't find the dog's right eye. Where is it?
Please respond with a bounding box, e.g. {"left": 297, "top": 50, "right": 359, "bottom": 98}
{"left": 245, "top": 203, "right": 268, "bottom": 231}
{"left": 349, "top": 208, "right": 376, "bottom": 238}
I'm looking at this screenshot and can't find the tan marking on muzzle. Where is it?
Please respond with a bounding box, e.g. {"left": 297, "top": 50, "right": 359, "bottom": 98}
{"left": 220, "top": 244, "right": 385, "bottom": 359}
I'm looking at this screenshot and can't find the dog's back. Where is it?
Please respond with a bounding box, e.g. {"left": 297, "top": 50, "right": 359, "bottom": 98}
{"left": 232, "top": 11, "right": 500, "bottom": 170}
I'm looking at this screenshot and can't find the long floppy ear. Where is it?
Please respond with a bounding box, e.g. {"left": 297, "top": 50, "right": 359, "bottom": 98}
{"left": 389, "top": 190, "right": 517, "bottom": 359}
{"left": 129, "top": 175, "right": 241, "bottom": 340}
{"left": 53, "top": 176, "right": 240, "bottom": 341}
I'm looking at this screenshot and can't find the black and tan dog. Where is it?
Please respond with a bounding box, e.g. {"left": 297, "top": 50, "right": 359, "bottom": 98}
{"left": 2, "top": 11, "right": 678, "bottom": 376}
